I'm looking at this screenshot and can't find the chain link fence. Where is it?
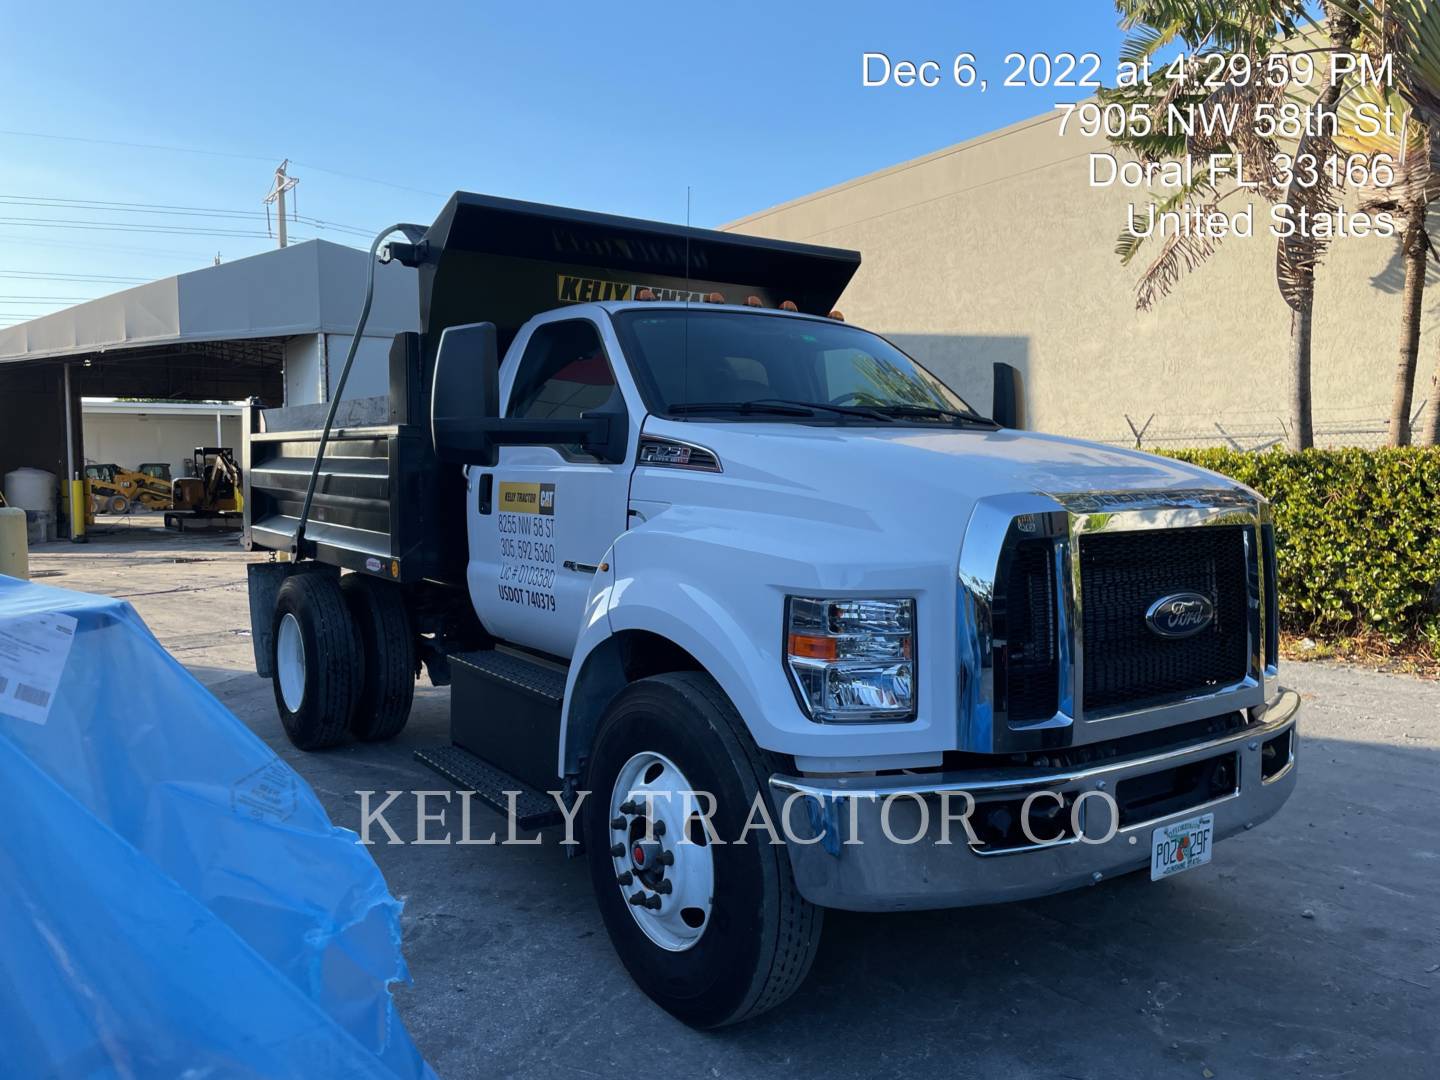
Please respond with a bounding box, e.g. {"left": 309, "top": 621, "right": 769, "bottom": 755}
{"left": 1086, "top": 401, "right": 1432, "bottom": 452}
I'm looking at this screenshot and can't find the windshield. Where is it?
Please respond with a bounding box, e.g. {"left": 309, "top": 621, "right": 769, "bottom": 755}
{"left": 611, "top": 309, "right": 985, "bottom": 422}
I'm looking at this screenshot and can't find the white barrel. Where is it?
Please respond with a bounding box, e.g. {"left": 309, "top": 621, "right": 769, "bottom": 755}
{"left": 3, "top": 467, "right": 59, "bottom": 515}
{"left": 0, "top": 506, "right": 27, "bottom": 579}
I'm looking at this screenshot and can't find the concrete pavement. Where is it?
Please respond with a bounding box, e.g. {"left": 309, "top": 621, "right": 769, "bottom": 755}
{"left": 26, "top": 519, "right": 1440, "bottom": 1079}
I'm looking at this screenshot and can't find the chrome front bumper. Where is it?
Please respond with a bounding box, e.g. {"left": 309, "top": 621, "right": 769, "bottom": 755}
{"left": 768, "top": 691, "right": 1299, "bottom": 912}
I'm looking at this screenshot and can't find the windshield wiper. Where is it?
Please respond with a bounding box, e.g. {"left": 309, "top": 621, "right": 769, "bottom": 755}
{"left": 668, "top": 400, "right": 817, "bottom": 417}
{"left": 865, "top": 404, "right": 997, "bottom": 426}
{"left": 667, "top": 399, "right": 896, "bottom": 422}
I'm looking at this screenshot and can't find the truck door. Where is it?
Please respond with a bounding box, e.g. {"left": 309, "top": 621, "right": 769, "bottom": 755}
{"left": 466, "top": 317, "right": 632, "bottom": 658}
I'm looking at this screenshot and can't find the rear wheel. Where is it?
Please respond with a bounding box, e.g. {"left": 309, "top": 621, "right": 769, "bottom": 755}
{"left": 270, "top": 573, "right": 362, "bottom": 750}
{"left": 583, "top": 672, "right": 823, "bottom": 1028}
{"left": 340, "top": 573, "right": 416, "bottom": 741}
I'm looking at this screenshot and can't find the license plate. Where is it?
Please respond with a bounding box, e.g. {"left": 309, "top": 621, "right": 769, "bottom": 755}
{"left": 1150, "top": 812, "right": 1215, "bottom": 881}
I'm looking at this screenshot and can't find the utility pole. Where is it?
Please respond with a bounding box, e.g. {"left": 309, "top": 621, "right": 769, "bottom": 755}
{"left": 263, "top": 160, "right": 299, "bottom": 248}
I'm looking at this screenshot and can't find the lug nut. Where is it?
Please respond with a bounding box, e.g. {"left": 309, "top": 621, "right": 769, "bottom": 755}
{"left": 643, "top": 894, "right": 662, "bottom": 910}
{"left": 653, "top": 820, "right": 666, "bottom": 837}
{"left": 620, "top": 800, "right": 642, "bottom": 814}
{"left": 628, "top": 891, "right": 647, "bottom": 906}
{"left": 653, "top": 879, "right": 673, "bottom": 894}
{"left": 610, "top": 843, "right": 626, "bottom": 857}
{"left": 610, "top": 816, "right": 626, "bottom": 830}
{"left": 616, "top": 871, "right": 633, "bottom": 885}
{"left": 658, "top": 851, "right": 675, "bottom": 866}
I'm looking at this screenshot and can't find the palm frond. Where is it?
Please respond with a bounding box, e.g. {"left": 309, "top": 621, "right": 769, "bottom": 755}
{"left": 1276, "top": 125, "right": 1344, "bottom": 311}
{"left": 1134, "top": 213, "right": 1223, "bottom": 311}
{"left": 1367, "top": 0, "right": 1440, "bottom": 131}
{"left": 1120, "top": 19, "right": 1188, "bottom": 64}
{"left": 1116, "top": 180, "right": 1219, "bottom": 266}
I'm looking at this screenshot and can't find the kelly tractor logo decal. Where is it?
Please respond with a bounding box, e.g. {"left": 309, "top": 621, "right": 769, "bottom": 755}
{"left": 497, "top": 482, "right": 557, "bottom": 613}
{"left": 556, "top": 274, "right": 709, "bottom": 304}
{"left": 1144, "top": 592, "right": 1215, "bottom": 639}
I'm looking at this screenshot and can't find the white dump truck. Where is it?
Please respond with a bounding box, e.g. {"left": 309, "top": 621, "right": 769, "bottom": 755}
{"left": 243, "top": 193, "right": 1298, "bottom": 1027}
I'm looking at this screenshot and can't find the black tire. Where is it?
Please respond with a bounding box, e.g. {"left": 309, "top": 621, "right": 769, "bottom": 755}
{"left": 270, "top": 572, "right": 362, "bottom": 750}
{"left": 340, "top": 574, "right": 416, "bottom": 741}
{"left": 583, "top": 672, "right": 823, "bottom": 1028}
{"left": 108, "top": 494, "right": 130, "bottom": 514}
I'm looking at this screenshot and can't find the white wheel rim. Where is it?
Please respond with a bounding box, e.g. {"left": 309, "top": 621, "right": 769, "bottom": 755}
{"left": 609, "top": 751, "right": 715, "bottom": 952}
{"left": 276, "top": 612, "right": 306, "bottom": 713}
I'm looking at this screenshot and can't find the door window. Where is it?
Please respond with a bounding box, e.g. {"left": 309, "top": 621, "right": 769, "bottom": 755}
{"left": 508, "top": 320, "right": 620, "bottom": 462}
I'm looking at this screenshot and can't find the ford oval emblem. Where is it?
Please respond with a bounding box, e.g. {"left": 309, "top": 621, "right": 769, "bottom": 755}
{"left": 1145, "top": 593, "right": 1215, "bottom": 639}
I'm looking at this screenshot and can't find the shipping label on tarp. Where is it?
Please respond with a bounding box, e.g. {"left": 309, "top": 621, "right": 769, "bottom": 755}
{"left": 0, "top": 611, "right": 76, "bottom": 725}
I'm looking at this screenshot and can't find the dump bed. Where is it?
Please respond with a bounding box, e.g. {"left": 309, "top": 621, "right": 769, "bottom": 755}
{"left": 243, "top": 191, "right": 861, "bottom": 586}
{"left": 242, "top": 331, "right": 460, "bottom": 583}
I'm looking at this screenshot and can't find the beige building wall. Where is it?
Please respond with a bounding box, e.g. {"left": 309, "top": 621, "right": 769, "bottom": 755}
{"left": 724, "top": 111, "right": 1436, "bottom": 448}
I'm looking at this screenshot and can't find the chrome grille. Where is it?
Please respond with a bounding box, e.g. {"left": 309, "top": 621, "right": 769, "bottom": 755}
{"left": 1079, "top": 525, "right": 1251, "bottom": 714}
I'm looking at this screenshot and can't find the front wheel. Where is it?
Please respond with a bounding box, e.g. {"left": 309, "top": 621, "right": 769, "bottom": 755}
{"left": 583, "top": 672, "right": 823, "bottom": 1028}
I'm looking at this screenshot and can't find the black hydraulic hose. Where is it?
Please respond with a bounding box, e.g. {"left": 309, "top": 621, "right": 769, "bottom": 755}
{"left": 291, "top": 223, "right": 420, "bottom": 557}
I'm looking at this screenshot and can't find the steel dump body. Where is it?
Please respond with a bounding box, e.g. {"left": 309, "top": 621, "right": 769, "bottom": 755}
{"left": 242, "top": 192, "right": 860, "bottom": 585}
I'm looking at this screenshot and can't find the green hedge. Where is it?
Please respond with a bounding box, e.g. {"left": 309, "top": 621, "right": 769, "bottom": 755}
{"left": 1162, "top": 448, "right": 1440, "bottom": 645}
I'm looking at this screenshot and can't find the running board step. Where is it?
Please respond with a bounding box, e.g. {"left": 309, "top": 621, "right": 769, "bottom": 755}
{"left": 452, "top": 648, "right": 566, "bottom": 701}
{"left": 450, "top": 648, "right": 566, "bottom": 793}
{"left": 414, "top": 745, "right": 565, "bottom": 831}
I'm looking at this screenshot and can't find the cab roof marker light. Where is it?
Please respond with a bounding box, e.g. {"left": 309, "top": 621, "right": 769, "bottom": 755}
{"left": 636, "top": 288, "right": 657, "bottom": 301}
{"left": 828, "top": 309, "right": 845, "bottom": 321}
{"left": 780, "top": 300, "right": 799, "bottom": 311}
{"left": 705, "top": 292, "right": 725, "bottom": 304}
{"left": 744, "top": 295, "right": 764, "bottom": 307}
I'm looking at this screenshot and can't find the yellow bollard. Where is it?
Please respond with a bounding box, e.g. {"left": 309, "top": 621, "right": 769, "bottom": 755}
{"left": 70, "top": 479, "right": 87, "bottom": 541}
{"left": 0, "top": 506, "right": 27, "bottom": 579}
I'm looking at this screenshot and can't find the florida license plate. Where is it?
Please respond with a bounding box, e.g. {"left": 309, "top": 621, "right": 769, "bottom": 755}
{"left": 1150, "top": 813, "right": 1214, "bottom": 881}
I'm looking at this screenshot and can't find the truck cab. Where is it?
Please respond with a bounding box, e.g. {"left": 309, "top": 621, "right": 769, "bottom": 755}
{"left": 242, "top": 193, "right": 1298, "bottom": 1028}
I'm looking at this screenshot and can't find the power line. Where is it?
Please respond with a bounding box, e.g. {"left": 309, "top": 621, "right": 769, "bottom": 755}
{"left": 288, "top": 214, "right": 372, "bottom": 237}
{"left": 0, "top": 232, "right": 220, "bottom": 259}
{"left": 0, "top": 196, "right": 375, "bottom": 238}
{"left": 0, "top": 295, "right": 95, "bottom": 302}
{"left": 0, "top": 195, "right": 268, "bottom": 220}
{"left": 0, "top": 270, "right": 148, "bottom": 282}
{"left": 0, "top": 128, "right": 447, "bottom": 198}
{"left": 0, "top": 216, "right": 277, "bottom": 238}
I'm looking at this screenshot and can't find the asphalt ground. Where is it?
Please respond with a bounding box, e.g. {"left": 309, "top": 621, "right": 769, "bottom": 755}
{"left": 25, "top": 518, "right": 1440, "bottom": 1079}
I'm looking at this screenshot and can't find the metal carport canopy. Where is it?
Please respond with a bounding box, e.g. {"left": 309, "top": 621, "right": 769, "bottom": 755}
{"left": 0, "top": 239, "right": 417, "bottom": 399}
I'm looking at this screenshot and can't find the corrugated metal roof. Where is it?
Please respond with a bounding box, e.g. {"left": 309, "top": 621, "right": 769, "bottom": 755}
{"left": 0, "top": 240, "right": 418, "bottom": 365}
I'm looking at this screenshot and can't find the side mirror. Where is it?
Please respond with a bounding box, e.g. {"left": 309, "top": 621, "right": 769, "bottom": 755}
{"left": 992, "top": 362, "right": 1026, "bottom": 430}
{"left": 432, "top": 322, "right": 501, "bottom": 465}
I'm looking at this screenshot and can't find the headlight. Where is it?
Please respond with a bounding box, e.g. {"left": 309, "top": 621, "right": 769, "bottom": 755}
{"left": 785, "top": 597, "right": 915, "bottom": 722}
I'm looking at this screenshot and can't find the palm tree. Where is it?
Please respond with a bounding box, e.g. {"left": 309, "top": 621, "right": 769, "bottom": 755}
{"left": 1106, "top": 1, "right": 1320, "bottom": 447}
{"left": 1275, "top": 3, "right": 1360, "bottom": 449}
{"left": 1329, "top": 91, "right": 1434, "bottom": 446}
{"left": 1365, "top": 0, "right": 1440, "bottom": 442}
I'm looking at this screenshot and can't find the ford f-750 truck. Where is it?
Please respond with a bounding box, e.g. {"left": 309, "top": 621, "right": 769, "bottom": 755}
{"left": 242, "top": 192, "right": 1298, "bottom": 1027}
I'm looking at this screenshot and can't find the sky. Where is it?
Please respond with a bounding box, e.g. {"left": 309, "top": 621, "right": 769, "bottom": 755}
{"left": 0, "top": 1, "right": 1125, "bottom": 327}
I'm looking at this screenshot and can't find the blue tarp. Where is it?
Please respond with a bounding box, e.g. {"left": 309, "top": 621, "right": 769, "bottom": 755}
{"left": 0, "top": 575, "right": 435, "bottom": 1079}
